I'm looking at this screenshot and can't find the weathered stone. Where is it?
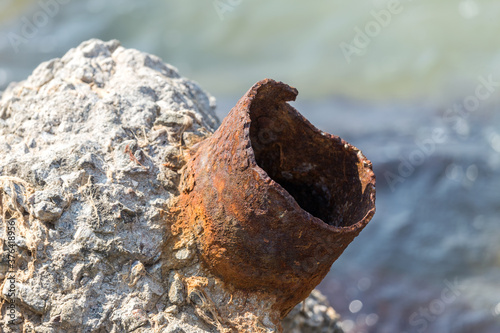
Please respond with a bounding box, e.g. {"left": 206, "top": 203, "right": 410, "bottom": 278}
{"left": 282, "top": 290, "right": 344, "bottom": 333}
{"left": 169, "top": 273, "right": 186, "bottom": 306}
{"left": 0, "top": 39, "right": 343, "bottom": 333}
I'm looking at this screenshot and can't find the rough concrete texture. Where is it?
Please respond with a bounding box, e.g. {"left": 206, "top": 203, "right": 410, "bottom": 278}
{"left": 0, "top": 39, "right": 343, "bottom": 332}
{"left": 282, "top": 290, "right": 343, "bottom": 333}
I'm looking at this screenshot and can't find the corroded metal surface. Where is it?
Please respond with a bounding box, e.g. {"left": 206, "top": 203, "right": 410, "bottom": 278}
{"left": 177, "top": 79, "right": 376, "bottom": 317}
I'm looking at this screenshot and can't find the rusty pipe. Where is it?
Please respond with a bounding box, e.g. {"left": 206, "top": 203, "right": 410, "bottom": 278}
{"left": 178, "top": 79, "right": 376, "bottom": 316}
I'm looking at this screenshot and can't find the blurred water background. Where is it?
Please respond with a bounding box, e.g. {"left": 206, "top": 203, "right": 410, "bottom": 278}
{"left": 1, "top": 0, "right": 499, "bottom": 332}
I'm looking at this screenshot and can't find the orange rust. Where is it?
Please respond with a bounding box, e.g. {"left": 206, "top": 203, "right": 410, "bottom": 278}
{"left": 162, "top": 162, "right": 177, "bottom": 168}
{"left": 174, "top": 79, "right": 376, "bottom": 317}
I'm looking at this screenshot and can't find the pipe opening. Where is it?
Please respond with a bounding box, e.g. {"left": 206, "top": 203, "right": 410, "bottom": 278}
{"left": 249, "top": 97, "right": 373, "bottom": 228}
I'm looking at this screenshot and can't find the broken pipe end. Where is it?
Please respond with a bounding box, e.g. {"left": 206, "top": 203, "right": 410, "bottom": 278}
{"left": 176, "top": 79, "right": 376, "bottom": 317}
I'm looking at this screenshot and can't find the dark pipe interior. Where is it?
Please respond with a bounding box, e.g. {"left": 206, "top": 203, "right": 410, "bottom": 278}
{"left": 249, "top": 99, "right": 372, "bottom": 227}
